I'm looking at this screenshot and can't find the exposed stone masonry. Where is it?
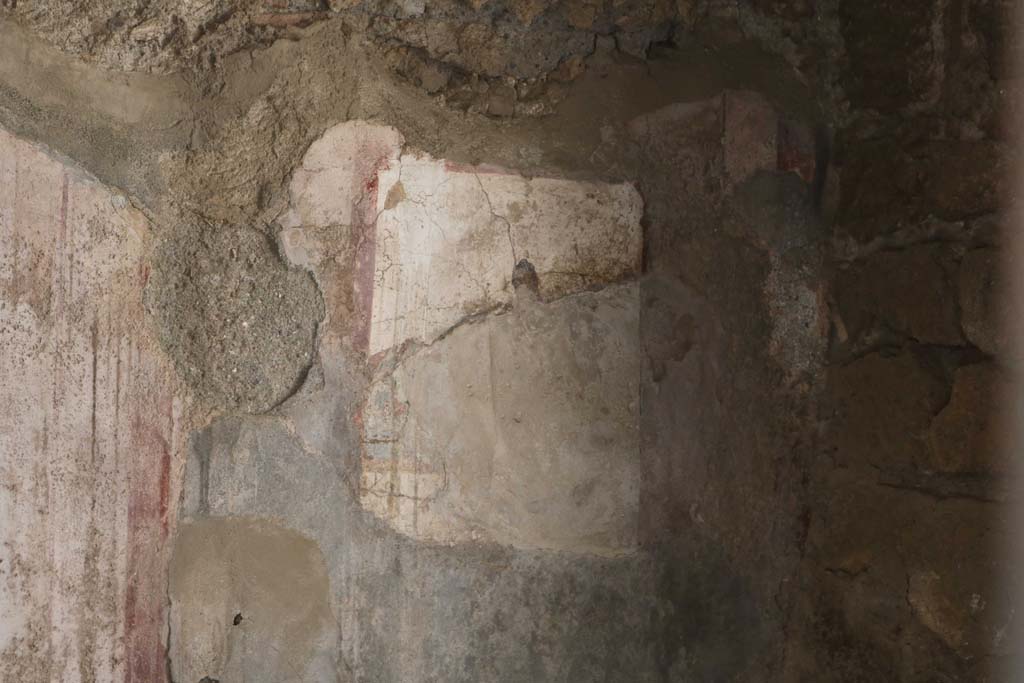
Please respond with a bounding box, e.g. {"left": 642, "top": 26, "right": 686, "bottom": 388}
{"left": 0, "top": 1, "right": 1017, "bottom": 681}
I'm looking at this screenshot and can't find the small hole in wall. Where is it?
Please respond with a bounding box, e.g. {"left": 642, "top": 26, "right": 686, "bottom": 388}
{"left": 233, "top": 613, "right": 243, "bottom": 626}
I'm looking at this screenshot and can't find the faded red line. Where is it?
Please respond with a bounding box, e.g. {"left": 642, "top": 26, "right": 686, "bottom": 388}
{"left": 352, "top": 151, "right": 396, "bottom": 355}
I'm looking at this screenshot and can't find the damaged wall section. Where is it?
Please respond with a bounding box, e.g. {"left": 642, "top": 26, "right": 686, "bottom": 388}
{"left": 282, "top": 121, "right": 644, "bottom": 555}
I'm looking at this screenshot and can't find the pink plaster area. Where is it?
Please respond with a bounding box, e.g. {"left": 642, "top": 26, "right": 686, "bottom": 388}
{"left": 0, "top": 127, "right": 188, "bottom": 683}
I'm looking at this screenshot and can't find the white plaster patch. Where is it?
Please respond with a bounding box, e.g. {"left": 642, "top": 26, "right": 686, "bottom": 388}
{"left": 279, "top": 121, "right": 643, "bottom": 356}
{"left": 282, "top": 121, "right": 644, "bottom": 555}
{"left": 280, "top": 119, "right": 404, "bottom": 231}
{"left": 0, "top": 127, "right": 189, "bottom": 681}
{"left": 370, "top": 157, "right": 642, "bottom": 355}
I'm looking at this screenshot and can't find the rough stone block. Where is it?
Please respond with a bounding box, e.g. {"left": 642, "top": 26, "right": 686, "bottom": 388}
{"left": 839, "top": 0, "right": 943, "bottom": 112}
{"left": 825, "top": 351, "right": 948, "bottom": 472}
{"left": 834, "top": 246, "right": 962, "bottom": 345}
{"left": 723, "top": 89, "right": 777, "bottom": 187}
{"left": 281, "top": 121, "right": 644, "bottom": 555}
{"left": 928, "top": 362, "right": 1006, "bottom": 474}
{"left": 809, "top": 474, "right": 1014, "bottom": 662}
{"left": 924, "top": 141, "right": 1008, "bottom": 220}
{"left": 749, "top": 0, "right": 814, "bottom": 19}
{"left": 839, "top": 140, "right": 1007, "bottom": 241}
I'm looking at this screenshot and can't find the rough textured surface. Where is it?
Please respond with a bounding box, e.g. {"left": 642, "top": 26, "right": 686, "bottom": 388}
{"left": 0, "top": 0, "right": 1016, "bottom": 680}
{"left": 960, "top": 247, "right": 1006, "bottom": 357}
{"left": 147, "top": 225, "right": 323, "bottom": 414}
{"left": 796, "top": 0, "right": 1019, "bottom": 678}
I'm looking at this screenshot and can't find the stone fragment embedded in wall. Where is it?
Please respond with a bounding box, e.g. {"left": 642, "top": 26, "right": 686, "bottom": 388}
{"left": 826, "top": 351, "right": 948, "bottom": 472}
{"left": 959, "top": 248, "right": 1005, "bottom": 358}
{"left": 0, "top": 126, "right": 189, "bottom": 682}
{"left": 839, "top": 0, "right": 946, "bottom": 113}
{"left": 281, "top": 121, "right": 644, "bottom": 554}
{"left": 907, "top": 570, "right": 980, "bottom": 654}
{"left": 839, "top": 140, "right": 1008, "bottom": 242}
{"left": 808, "top": 473, "right": 1015, "bottom": 663}
{"left": 834, "top": 245, "right": 962, "bottom": 346}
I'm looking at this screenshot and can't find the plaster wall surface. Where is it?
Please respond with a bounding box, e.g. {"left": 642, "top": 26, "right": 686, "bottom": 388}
{"left": 0, "top": 2, "right": 1014, "bottom": 680}
{"left": 0, "top": 127, "right": 189, "bottom": 682}
{"left": 281, "top": 121, "right": 644, "bottom": 554}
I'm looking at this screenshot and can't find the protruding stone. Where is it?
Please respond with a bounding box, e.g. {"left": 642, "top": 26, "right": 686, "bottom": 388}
{"left": 928, "top": 363, "right": 1005, "bottom": 474}
{"left": 826, "top": 352, "right": 948, "bottom": 471}
{"left": 834, "top": 246, "right": 961, "bottom": 346}
{"left": 959, "top": 248, "right": 1005, "bottom": 357}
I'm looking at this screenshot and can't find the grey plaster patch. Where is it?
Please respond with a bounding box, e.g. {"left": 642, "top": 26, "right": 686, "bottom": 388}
{"left": 169, "top": 517, "right": 341, "bottom": 683}
{"left": 176, "top": 413, "right": 768, "bottom": 682}
{"left": 147, "top": 224, "right": 323, "bottom": 414}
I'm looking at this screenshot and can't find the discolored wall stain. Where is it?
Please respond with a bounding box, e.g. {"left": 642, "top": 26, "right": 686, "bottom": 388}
{"left": 168, "top": 517, "right": 339, "bottom": 683}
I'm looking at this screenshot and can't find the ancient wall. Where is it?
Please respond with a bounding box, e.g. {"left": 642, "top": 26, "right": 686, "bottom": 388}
{"left": 789, "top": 1, "right": 1019, "bottom": 680}
{"left": 0, "top": 1, "right": 1017, "bottom": 682}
